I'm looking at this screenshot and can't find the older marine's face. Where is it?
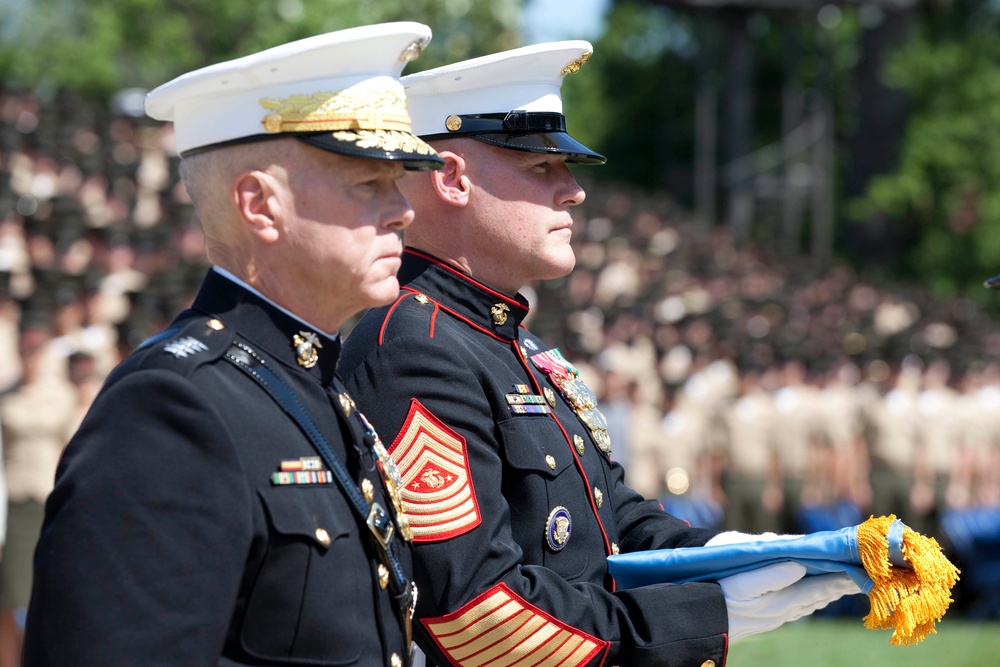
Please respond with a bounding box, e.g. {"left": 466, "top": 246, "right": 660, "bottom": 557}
{"left": 275, "top": 144, "right": 414, "bottom": 317}
{"left": 463, "top": 141, "right": 586, "bottom": 292}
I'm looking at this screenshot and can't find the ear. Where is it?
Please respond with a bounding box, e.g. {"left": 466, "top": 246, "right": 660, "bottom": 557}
{"left": 429, "top": 150, "right": 471, "bottom": 208}
{"left": 233, "top": 170, "right": 281, "bottom": 243}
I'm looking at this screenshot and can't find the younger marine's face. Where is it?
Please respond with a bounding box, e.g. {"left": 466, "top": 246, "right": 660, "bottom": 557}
{"left": 461, "top": 141, "right": 586, "bottom": 293}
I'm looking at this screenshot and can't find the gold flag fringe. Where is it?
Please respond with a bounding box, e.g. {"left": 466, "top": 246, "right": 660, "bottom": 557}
{"left": 856, "top": 514, "right": 960, "bottom": 645}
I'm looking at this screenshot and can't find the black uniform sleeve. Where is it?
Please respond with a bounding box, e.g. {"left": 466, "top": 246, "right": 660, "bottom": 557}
{"left": 344, "top": 332, "right": 729, "bottom": 667}
{"left": 23, "top": 369, "right": 252, "bottom": 666}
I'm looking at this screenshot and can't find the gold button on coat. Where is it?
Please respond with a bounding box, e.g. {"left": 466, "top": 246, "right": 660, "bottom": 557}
{"left": 545, "top": 454, "right": 556, "bottom": 469}
{"left": 207, "top": 319, "right": 224, "bottom": 330}
{"left": 701, "top": 661, "right": 716, "bottom": 667}
{"left": 361, "top": 478, "right": 375, "bottom": 503}
{"left": 391, "top": 653, "right": 403, "bottom": 667}
{"left": 593, "top": 487, "right": 603, "bottom": 508}
{"left": 611, "top": 542, "right": 619, "bottom": 555}
{"left": 315, "top": 528, "right": 331, "bottom": 545}
{"left": 378, "top": 563, "right": 390, "bottom": 590}
{"left": 573, "top": 434, "right": 585, "bottom": 456}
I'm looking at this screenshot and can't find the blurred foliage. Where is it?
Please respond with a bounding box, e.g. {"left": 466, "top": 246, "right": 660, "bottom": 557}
{"left": 5, "top": 0, "right": 1000, "bottom": 300}
{"left": 849, "top": 1, "right": 1000, "bottom": 297}
{"left": 0, "top": 0, "right": 522, "bottom": 98}
{"left": 561, "top": 2, "right": 698, "bottom": 189}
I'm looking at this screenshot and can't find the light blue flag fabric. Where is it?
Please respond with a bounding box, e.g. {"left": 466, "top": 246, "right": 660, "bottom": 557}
{"left": 607, "top": 520, "right": 910, "bottom": 595}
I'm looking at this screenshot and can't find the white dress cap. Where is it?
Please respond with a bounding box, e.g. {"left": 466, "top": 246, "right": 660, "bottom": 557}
{"left": 145, "top": 22, "right": 442, "bottom": 169}
{"left": 401, "top": 40, "right": 604, "bottom": 164}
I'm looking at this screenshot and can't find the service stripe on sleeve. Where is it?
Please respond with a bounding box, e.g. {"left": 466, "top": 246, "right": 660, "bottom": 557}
{"left": 389, "top": 399, "right": 482, "bottom": 541}
{"left": 422, "top": 583, "right": 608, "bottom": 667}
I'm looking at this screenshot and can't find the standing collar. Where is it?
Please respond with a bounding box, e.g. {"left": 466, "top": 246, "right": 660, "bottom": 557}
{"left": 399, "top": 248, "right": 530, "bottom": 341}
{"left": 192, "top": 269, "right": 342, "bottom": 385}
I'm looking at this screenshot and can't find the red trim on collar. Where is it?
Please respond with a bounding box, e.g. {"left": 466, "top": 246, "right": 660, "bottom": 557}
{"left": 404, "top": 248, "right": 527, "bottom": 311}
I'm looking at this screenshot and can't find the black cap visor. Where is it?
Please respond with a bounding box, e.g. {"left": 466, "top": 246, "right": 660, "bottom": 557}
{"left": 180, "top": 131, "right": 443, "bottom": 170}
{"left": 423, "top": 111, "right": 606, "bottom": 165}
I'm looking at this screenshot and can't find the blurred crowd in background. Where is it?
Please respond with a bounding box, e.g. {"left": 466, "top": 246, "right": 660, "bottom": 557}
{"left": 2, "top": 85, "right": 1000, "bottom": 627}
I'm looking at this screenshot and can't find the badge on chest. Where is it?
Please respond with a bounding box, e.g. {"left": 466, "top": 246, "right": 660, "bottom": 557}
{"left": 530, "top": 348, "right": 612, "bottom": 456}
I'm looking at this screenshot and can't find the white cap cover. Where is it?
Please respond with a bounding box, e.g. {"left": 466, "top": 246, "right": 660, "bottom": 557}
{"left": 401, "top": 40, "right": 604, "bottom": 164}
{"left": 145, "top": 22, "right": 442, "bottom": 169}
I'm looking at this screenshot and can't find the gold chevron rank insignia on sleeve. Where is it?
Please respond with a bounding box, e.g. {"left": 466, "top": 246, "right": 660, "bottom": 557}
{"left": 422, "top": 583, "right": 608, "bottom": 666}
{"left": 388, "top": 399, "right": 481, "bottom": 542}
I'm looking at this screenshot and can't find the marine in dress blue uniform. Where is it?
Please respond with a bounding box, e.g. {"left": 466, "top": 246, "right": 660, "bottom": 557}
{"left": 342, "top": 250, "right": 729, "bottom": 667}
{"left": 340, "top": 43, "right": 730, "bottom": 667}
{"left": 23, "top": 23, "right": 442, "bottom": 667}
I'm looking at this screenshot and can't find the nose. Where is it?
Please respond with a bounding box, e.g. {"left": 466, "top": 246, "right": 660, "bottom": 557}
{"left": 557, "top": 167, "right": 586, "bottom": 207}
{"left": 385, "top": 184, "right": 415, "bottom": 231}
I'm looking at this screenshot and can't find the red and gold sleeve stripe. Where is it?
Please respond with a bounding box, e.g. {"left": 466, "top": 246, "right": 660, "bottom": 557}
{"left": 422, "top": 583, "right": 608, "bottom": 666}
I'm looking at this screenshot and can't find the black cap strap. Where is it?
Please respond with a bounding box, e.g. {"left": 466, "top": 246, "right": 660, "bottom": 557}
{"left": 425, "top": 111, "right": 567, "bottom": 140}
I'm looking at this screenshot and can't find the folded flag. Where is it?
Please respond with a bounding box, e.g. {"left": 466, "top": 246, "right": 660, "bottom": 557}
{"left": 607, "top": 514, "right": 959, "bottom": 645}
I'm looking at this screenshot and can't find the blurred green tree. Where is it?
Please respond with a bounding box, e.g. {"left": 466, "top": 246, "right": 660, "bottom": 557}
{"left": 0, "top": 0, "right": 522, "bottom": 99}
{"left": 849, "top": 1, "right": 1000, "bottom": 298}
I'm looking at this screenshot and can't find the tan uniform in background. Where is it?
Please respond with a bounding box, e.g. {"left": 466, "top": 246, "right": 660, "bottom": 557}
{"left": 721, "top": 372, "right": 781, "bottom": 533}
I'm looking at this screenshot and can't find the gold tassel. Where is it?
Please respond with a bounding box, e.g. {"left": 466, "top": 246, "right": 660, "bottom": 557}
{"left": 856, "top": 514, "right": 960, "bottom": 645}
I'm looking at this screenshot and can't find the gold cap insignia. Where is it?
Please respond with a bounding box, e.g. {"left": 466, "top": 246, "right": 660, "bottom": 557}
{"left": 259, "top": 88, "right": 414, "bottom": 135}
{"left": 446, "top": 114, "right": 463, "bottom": 132}
{"left": 561, "top": 51, "right": 592, "bottom": 76}
{"left": 399, "top": 36, "right": 430, "bottom": 63}
{"left": 293, "top": 331, "right": 322, "bottom": 368}
{"left": 490, "top": 302, "right": 511, "bottom": 326}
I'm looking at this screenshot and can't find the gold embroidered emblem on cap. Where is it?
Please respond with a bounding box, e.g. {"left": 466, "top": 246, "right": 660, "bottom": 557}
{"left": 398, "top": 37, "right": 429, "bottom": 63}
{"left": 490, "top": 302, "right": 510, "bottom": 326}
{"left": 561, "top": 51, "right": 592, "bottom": 76}
{"left": 207, "top": 319, "right": 225, "bottom": 331}
{"left": 331, "top": 129, "right": 436, "bottom": 155}
{"left": 445, "top": 114, "right": 463, "bottom": 131}
{"left": 293, "top": 331, "right": 322, "bottom": 368}
{"left": 259, "top": 89, "right": 413, "bottom": 133}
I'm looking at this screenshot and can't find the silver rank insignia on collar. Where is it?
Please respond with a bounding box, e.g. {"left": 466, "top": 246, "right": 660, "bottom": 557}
{"left": 164, "top": 336, "right": 208, "bottom": 358}
{"left": 293, "top": 331, "right": 322, "bottom": 368}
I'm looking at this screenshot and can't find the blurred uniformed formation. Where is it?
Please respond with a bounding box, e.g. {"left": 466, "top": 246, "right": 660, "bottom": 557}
{"left": 3, "top": 59, "right": 1000, "bottom": 623}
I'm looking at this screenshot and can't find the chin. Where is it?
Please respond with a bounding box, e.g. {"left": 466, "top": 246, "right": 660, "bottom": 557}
{"left": 364, "top": 278, "right": 402, "bottom": 308}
